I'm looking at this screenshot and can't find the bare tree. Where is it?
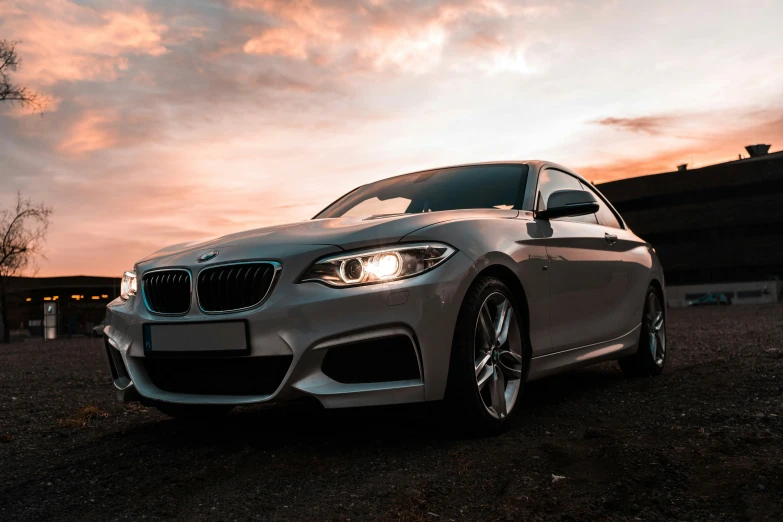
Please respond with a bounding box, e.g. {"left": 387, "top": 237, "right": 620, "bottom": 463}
{"left": 0, "top": 40, "right": 47, "bottom": 112}
{"left": 0, "top": 193, "right": 53, "bottom": 342}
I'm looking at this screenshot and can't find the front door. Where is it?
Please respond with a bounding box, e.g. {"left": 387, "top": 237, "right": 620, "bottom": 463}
{"left": 535, "top": 168, "right": 628, "bottom": 355}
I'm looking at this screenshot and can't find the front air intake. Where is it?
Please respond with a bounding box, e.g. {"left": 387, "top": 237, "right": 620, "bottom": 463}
{"left": 142, "top": 269, "right": 191, "bottom": 315}
{"left": 321, "top": 335, "right": 421, "bottom": 384}
{"left": 197, "top": 262, "right": 279, "bottom": 313}
{"left": 144, "top": 355, "right": 292, "bottom": 396}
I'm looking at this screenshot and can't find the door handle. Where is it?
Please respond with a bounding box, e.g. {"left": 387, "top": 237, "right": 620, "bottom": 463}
{"left": 605, "top": 233, "right": 617, "bottom": 244}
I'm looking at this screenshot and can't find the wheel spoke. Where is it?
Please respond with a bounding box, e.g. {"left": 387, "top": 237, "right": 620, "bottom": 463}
{"left": 652, "top": 312, "right": 664, "bottom": 332}
{"left": 647, "top": 294, "right": 658, "bottom": 326}
{"left": 478, "top": 304, "right": 496, "bottom": 346}
{"left": 494, "top": 299, "right": 508, "bottom": 338}
{"left": 489, "top": 366, "right": 507, "bottom": 417}
{"left": 475, "top": 351, "right": 491, "bottom": 378}
{"left": 656, "top": 330, "right": 666, "bottom": 359}
{"left": 497, "top": 350, "right": 523, "bottom": 379}
{"left": 649, "top": 332, "right": 657, "bottom": 360}
{"left": 477, "top": 364, "right": 492, "bottom": 390}
{"left": 497, "top": 307, "right": 514, "bottom": 347}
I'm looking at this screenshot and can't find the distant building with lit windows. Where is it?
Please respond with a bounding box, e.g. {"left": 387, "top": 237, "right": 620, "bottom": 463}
{"left": 2, "top": 276, "right": 120, "bottom": 338}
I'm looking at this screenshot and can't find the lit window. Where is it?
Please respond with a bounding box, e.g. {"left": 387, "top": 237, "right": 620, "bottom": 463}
{"left": 71, "top": 295, "right": 81, "bottom": 300}
{"left": 26, "top": 297, "right": 31, "bottom": 302}
{"left": 44, "top": 297, "right": 52, "bottom": 301}
{"left": 53, "top": 296, "right": 59, "bottom": 300}
{"left": 91, "top": 296, "right": 100, "bottom": 300}
{"left": 101, "top": 294, "right": 108, "bottom": 299}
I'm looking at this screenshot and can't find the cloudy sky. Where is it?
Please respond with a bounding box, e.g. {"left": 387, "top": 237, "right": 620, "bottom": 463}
{"left": 1, "top": 0, "right": 782, "bottom": 277}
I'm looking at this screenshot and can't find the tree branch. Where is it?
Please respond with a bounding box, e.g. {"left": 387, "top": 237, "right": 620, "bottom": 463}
{"left": 0, "top": 192, "right": 53, "bottom": 283}
{"left": 0, "top": 40, "right": 48, "bottom": 113}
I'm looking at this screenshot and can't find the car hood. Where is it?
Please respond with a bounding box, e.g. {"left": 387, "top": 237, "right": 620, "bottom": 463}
{"left": 137, "top": 209, "right": 518, "bottom": 268}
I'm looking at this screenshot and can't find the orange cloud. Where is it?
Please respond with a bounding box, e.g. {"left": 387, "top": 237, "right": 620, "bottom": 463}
{"left": 235, "top": 0, "right": 549, "bottom": 74}
{"left": 2, "top": 0, "right": 780, "bottom": 281}
{"left": 57, "top": 110, "right": 119, "bottom": 155}
{"left": 580, "top": 147, "right": 701, "bottom": 183}
{"left": 244, "top": 27, "right": 310, "bottom": 60}
{"left": 463, "top": 32, "right": 507, "bottom": 52}
{"left": 593, "top": 116, "right": 679, "bottom": 135}
{"left": 0, "top": 0, "right": 168, "bottom": 86}
{"left": 580, "top": 111, "right": 783, "bottom": 182}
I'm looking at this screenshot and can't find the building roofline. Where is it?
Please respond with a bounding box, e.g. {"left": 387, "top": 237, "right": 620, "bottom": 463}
{"left": 598, "top": 149, "right": 783, "bottom": 188}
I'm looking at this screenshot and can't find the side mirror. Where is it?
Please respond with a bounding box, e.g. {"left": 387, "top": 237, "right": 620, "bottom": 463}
{"left": 537, "top": 189, "right": 599, "bottom": 220}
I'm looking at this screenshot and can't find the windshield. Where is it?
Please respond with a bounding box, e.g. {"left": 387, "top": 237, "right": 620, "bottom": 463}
{"left": 316, "top": 164, "right": 528, "bottom": 219}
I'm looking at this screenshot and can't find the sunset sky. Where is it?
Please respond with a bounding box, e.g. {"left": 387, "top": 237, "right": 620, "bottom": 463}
{"left": 2, "top": 0, "right": 782, "bottom": 277}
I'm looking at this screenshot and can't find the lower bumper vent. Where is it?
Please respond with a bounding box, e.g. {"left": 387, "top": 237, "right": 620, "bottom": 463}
{"left": 104, "top": 336, "right": 131, "bottom": 389}
{"left": 321, "top": 335, "right": 421, "bottom": 384}
{"left": 144, "top": 355, "right": 292, "bottom": 396}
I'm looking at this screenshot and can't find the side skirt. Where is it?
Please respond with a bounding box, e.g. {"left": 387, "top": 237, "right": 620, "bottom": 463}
{"left": 527, "top": 324, "right": 641, "bottom": 382}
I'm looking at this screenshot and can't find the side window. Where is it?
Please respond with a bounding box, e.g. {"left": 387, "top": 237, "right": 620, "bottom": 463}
{"left": 594, "top": 199, "right": 622, "bottom": 228}
{"left": 537, "top": 169, "right": 597, "bottom": 224}
{"left": 583, "top": 184, "right": 623, "bottom": 229}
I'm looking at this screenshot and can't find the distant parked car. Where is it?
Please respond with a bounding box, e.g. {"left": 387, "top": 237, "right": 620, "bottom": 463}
{"left": 687, "top": 293, "right": 732, "bottom": 306}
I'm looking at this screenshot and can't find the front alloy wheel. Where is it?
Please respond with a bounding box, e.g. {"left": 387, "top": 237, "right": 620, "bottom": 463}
{"left": 447, "top": 276, "right": 529, "bottom": 433}
{"left": 474, "top": 292, "right": 524, "bottom": 419}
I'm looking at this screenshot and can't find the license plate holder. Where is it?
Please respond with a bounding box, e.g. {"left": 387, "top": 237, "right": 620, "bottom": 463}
{"left": 143, "top": 321, "right": 250, "bottom": 357}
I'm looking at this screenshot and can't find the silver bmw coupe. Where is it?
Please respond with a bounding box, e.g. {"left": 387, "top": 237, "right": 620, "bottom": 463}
{"left": 104, "top": 161, "right": 666, "bottom": 431}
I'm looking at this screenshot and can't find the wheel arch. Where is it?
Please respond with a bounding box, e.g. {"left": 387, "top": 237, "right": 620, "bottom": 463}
{"left": 648, "top": 277, "right": 666, "bottom": 315}
{"left": 468, "top": 263, "right": 534, "bottom": 379}
{"left": 473, "top": 264, "right": 530, "bottom": 334}
{"left": 444, "top": 260, "right": 534, "bottom": 411}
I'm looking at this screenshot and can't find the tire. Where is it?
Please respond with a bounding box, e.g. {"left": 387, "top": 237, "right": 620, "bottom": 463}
{"left": 153, "top": 402, "right": 234, "bottom": 420}
{"left": 446, "top": 275, "right": 530, "bottom": 435}
{"left": 619, "top": 285, "right": 666, "bottom": 377}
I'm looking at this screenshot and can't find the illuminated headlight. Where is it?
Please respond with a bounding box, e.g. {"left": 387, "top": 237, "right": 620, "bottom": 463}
{"left": 120, "top": 271, "right": 137, "bottom": 300}
{"left": 300, "top": 243, "right": 456, "bottom": 287}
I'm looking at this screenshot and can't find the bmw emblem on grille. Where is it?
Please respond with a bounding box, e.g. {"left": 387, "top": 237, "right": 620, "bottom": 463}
{"left": 197, "top": 250, "right": 219, "bottom": 263}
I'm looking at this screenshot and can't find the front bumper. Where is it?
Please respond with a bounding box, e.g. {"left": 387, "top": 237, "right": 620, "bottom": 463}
{"left": 103, "top": 250, "right": 476, "bottom": 408}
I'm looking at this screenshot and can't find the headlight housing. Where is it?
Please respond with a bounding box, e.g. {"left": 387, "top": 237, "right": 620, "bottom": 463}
{"left": 300, "top": 243, "right": 455, "bottom": 287}
{"left": 120, "top": 271, "right": 137, "bottom": 300}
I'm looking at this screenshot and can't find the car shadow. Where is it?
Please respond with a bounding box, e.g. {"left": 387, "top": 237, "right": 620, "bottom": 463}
{"left": 523, "top": 363, "right": 628, "bottom": 407}
{"left": 114, "top": 361, "right": 630, "bottom": 451}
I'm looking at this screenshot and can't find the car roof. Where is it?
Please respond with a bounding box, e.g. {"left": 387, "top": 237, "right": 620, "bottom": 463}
{"left": 362, "top": 160, "right": 582, "bottom": 185}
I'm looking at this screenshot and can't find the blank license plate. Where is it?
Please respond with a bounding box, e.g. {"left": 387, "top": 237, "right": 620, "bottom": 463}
{"left": 143, "top": 321, "right": 248, "bottom": 355}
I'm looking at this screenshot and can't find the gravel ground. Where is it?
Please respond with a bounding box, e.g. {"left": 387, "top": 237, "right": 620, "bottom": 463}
{"left": 1, "top": 305, "right": 782, "bottom": 521}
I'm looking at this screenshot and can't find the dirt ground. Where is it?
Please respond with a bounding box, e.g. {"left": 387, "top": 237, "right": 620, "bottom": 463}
{"left": 1, "top": 305, "right": 781, "bottom": 521}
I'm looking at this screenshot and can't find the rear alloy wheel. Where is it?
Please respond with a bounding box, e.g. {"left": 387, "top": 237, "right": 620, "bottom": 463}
{"left": 620, "top": 286, "right": 666, "bottom": 376}
{"left": 447, "top": 276, "right": 528, "bottom": 433}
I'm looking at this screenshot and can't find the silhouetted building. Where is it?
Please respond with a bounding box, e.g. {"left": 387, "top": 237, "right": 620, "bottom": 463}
{"left": 599, "top": 147, "right": 783, "bottom": 306}
{"left": 2, "top": 276, "right": 120, "bottom": 338}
